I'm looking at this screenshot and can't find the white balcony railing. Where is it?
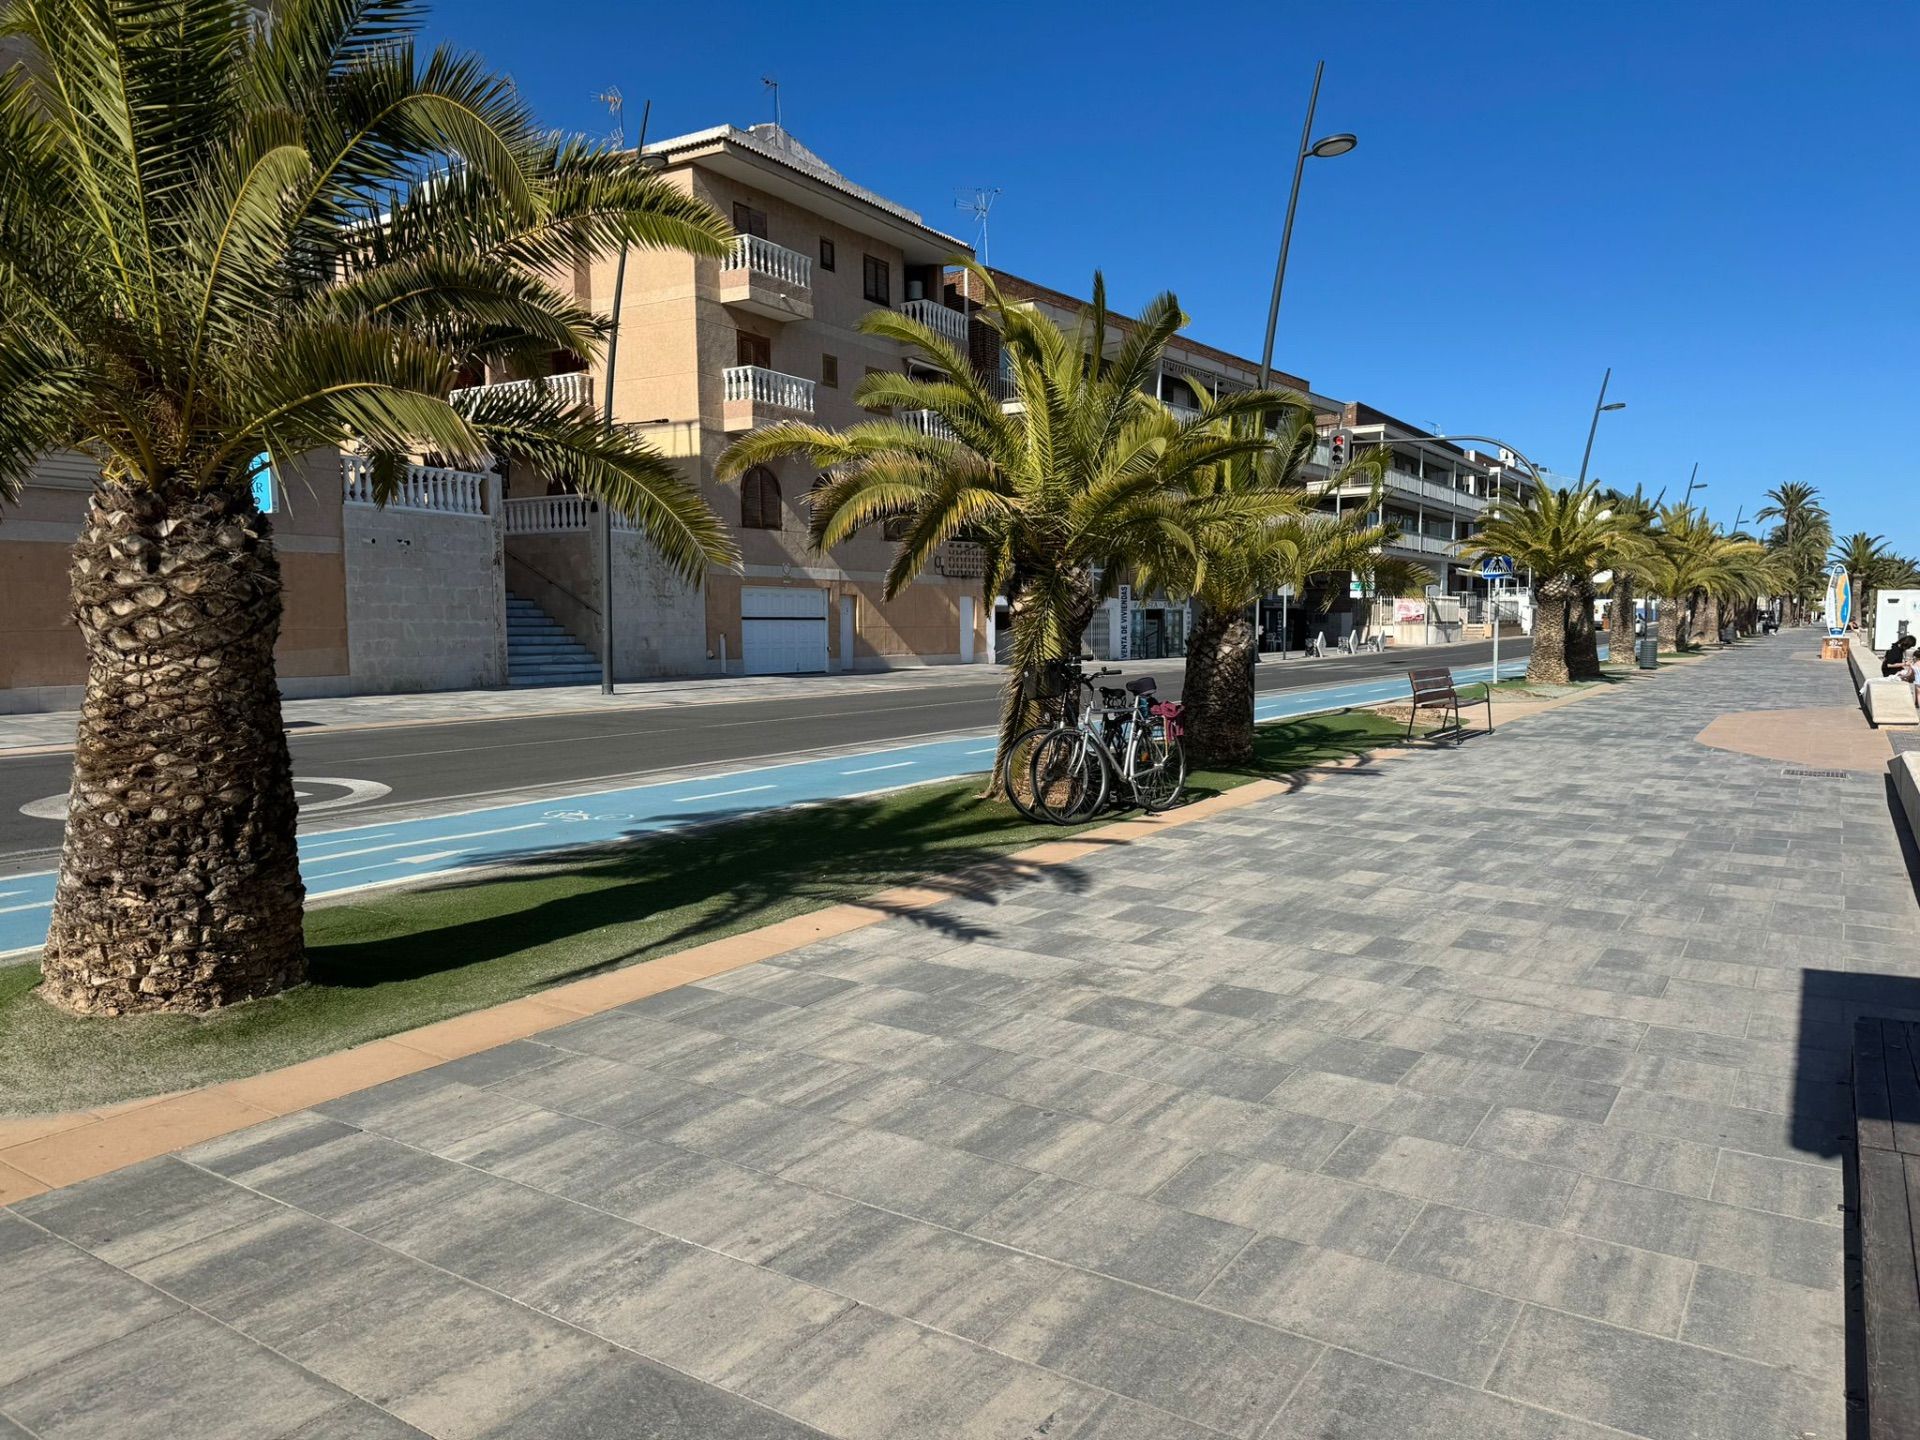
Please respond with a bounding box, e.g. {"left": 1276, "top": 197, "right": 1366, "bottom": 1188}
{"left": 450, "top": 372, "right": 593, "bottom": 411}
{"left": 723, "top": 365, "right": 815, "bottom": 414}
{"left": 504, "top": 495, "right": 636, "bottom": 534}
{"left": 1393, "top": 532, "right": 1459, "bottom": 556}
{"left": 902, "top": 409, "right": 956, "bottom": 440}
{"left": 725, "top": 234, "right": 813, "bottom": 288}
{"left": 901, "top": 298, "right": 968, "bottom": 346}
{"left": 342, "top": 456, "right": 490, "bottom": 517}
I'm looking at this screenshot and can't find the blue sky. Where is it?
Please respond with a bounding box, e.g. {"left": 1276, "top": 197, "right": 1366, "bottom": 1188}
{"left": 428, "top": 0, "right": 1918, "bottom": 550}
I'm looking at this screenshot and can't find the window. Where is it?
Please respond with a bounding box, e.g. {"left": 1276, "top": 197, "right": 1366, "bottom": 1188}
{"left": 819, "top": 237, "right": 835, "bottom": 271}
{"left": 883, "top": 515, "right": 913, "bottom": 541}
{"left": 821, "top": 354, "right": 839, "bottom": 388}
{"left": 732, "top": 202, "right": 768, "bottom": 239}
{"left": 862, "top": 254, "right": 890, "bottom": 305}
{"left": 740, "top": 466, "right": 781, "bottom": 530}
{"left": 736, "top": 331, "right": 771, "bottom": 369}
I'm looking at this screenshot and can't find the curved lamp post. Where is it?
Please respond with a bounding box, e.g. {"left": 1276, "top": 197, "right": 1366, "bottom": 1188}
{"left": 1575, "top": 368, "right": 1626, "bottom": 486}
{"left": 1256, "top": 61, "right": 1356, "bottom": 390}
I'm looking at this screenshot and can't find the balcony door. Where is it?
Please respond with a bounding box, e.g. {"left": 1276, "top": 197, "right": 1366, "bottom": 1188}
{"left": 736, "top": 331, "right": 771, "bottom": 370}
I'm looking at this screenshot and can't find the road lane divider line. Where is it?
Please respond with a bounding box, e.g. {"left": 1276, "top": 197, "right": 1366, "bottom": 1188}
{"left": 674, "top": 784, "right": 776, "bottom": 804}
{"left": 0, "top": 899, "right": 53, "bottom": 914}
{"left": 840, "top": 761, "right": 912, "bottom": 775}
{"left": 302, "top": 822, "right": 546, "bottom": 866}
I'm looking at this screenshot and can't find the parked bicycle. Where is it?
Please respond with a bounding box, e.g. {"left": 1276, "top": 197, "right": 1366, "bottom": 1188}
{"left": 1026, "top": 670, "right": 1186, "bottom": 823}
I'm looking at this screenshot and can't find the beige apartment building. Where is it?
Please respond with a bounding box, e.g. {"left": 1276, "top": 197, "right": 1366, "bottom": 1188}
{"left": 484, "top": 122, "right": 990, "bottom": 679}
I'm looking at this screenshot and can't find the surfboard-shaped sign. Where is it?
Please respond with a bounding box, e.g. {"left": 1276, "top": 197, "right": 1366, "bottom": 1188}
{"left": 1825, "top": 564, "right": 1852, "bottom": 637}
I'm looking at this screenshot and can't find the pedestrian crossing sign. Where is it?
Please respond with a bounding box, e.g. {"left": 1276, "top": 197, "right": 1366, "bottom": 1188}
{"left": 1476, "top": 556, "right": 1515, "bottom": 581}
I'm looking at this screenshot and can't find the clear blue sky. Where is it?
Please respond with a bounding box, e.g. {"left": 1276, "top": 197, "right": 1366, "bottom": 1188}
{"left": 427, "top": 0, "right": 1917, "bottom": 551}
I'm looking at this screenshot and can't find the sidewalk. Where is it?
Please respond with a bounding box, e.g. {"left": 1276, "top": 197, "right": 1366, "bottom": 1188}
{"left": 0, "top": 634, "right": 1891, "bottom": 1440}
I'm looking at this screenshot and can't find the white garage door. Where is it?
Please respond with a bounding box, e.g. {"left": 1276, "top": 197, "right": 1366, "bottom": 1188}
{"left": 741, "top": 586, "right": 828, "bottom": 675}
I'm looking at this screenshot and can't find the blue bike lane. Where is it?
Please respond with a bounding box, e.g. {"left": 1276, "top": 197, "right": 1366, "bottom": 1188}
{"left": 0, "top": 653, "right": 1543, "bottom": 955}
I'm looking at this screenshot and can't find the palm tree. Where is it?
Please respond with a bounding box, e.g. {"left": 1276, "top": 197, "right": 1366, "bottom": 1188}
{"left": 1, "top": 0, "right": 737, "bottom": 1014}
{"left": 1132, "top": 402, "right": 1391, "bottom": 765}
{"left": 1835, "top": 531, "right": 1900, "bottom": 623}
{"left": 1459, "top": 483, "right": 1625, "bottom": 684}
{"left": 1648, "top": 506, "right": 1768, "bottom": 647}
{"left": 717, "top": 263, "right": 1283, "bottom": 791}
{"left": 1755, "top": 483, "right": 1828, "bottom": 624}
{"left": 1601, "top": 484, "right": 1659, "bottom": 663}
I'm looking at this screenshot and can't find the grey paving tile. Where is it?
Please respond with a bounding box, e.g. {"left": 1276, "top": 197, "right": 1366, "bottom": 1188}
{"left": 283, "top": 1404, "right": 433, "bottom": 1439}
{"left": 730, "top": 1306, "right": 1111, "bottom": 1440}
{"left": 1400, "top": 1052, "right": 1621, "bottom": 1123}
{"left": 0, "top": 1313, "right": 342, "bottom": 1440}
{"left": 131, "top": 1210, "right": 613, "bottom": 1438}
{"left": 970, "top": 1175, "right": 1254, "bottom": 1297}
{"left": 945, "top": 1050, "right": 1175, "bottom": 1121}
{"left": 1558, "top": 1176, "right": 1843, "bottom": 1290}
{"left": 1318, "top": 1130, "right": 1578, "bottom": 1225}
{"left": 1263, "top": 1068, "right": 1490, "bottom": 1144}
{"left": 1264, "top": 1348, "right": 1622, "bottom": 1440}
{"left": 1202, "top": 1235, "right": 1520, "bottom": 1384}
{"left": 1522, "top": 1037, "right": 1735, "bottom": 1103}
{"left": 1120, "top": 1089, "right": 1352, "bottom": 1169}
{"left": 205, "top": 1127, "right": 494, "bottom": 1233}
{"left": 11, "top": 1156, "right": 281, "bottom": 1268}
{"left": 617, "top": 1087, "right": 855, "bottom": 1171}
{"left": 983, "top": 1265, "right": 1321, "bottom": 1437}
{"left": 1488, "top": 1306, "right": 1844, "bottom": 1440}
{"left": 1153, "top": 1152, "right": 1422, "bottom": 1259}
{"left": 0, "top": 1236, "right": 179, "bottom": 1388}
{"left": 1604, "top": 1086, "right": 1808, "bottom": 1162}
{"left": 313, "top": 1073, "right": 549, "bottom": 1153}
{"left": 179, "top": 1110, "right": 361, "bottom": 1179}
{"left": 1468, "top": 1107, "right": 1720, "bottom": 1196}
{"left": 1678, "top": 1265, "right": 1846, "bottom": 1376}
{"left": 533, "top": 1228, "right": 853, "bottom": 1386}
{"left": 1388, "top": 1202, "right": 1694, "bottom": 1333}
{"left": 1708, "top": 1149, "right": 1845, "bottom": 1225}
{"left": 471, "top": 1350, "right": 831, "bottom": 1439}
{"left": 424, "top": 1039, "right": 566, "bottom": 1089}
{"left": 764, "top": 1206, "right": 1065, "bottom": 1344}
{"left": 775, "top": 1127, "right": 1036, "bottom": 1229}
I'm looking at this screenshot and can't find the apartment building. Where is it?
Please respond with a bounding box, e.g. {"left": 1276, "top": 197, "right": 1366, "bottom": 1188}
{"left": 478, "top": 122, "right": 989, "bottom": 678}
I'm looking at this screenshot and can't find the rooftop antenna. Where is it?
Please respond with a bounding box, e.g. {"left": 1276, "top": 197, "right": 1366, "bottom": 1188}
{"left": 762, "top": 75, "right": 781, "bottom": 132}
{"left": 955, "top": 186, "right": 1002, "bottom": 266}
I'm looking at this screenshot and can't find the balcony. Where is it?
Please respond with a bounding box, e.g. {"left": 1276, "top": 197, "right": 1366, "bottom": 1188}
{"left": 342, "top": 457, "right": 492, "bottom": 517}
{"left": 504, "top": 495, "right": 636, "bottom": 534}
{"left": 450, "top": 371, "right": 594, "bottom": 412}
{"left": 722, "top": 365, "right": 816, "bottom": 431}
{"left": 719, "top": 235, "right": 813, "bottom": 322}
{"left": 902, "top": 409, "right": 956, "bottom": 441}
{"left": 900, "top": 298, "right": 968, "bottom": 347}
{"left": 1330, "top": 470, "right": 1488, "bottom": 514}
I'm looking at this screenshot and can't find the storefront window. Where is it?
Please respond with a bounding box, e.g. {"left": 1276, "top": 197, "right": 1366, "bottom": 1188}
{"left": 1130, "top": 606, "right": 1187, "bottom": 659}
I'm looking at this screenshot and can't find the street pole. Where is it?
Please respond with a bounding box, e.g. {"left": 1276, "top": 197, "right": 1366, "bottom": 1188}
{"left": 595, "top": 95, "right": 651, "bottom": 696}
{"left": 1582, "top": 368, "right": 1612, "bottom": 487}
{"left": 1257, "top": 62, "right": 1323, "bottom": 392}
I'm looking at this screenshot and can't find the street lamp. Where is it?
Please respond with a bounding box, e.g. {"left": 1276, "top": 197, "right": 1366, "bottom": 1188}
{"left": 1574, "top": 368, "right": 1625, "bottom": 486}
{"left": 1256, "top": 61, "right": 1354, "bottom": 390}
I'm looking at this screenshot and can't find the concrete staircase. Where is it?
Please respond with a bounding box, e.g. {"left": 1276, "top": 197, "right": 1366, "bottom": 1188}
{"left": 506, "top": 591, "right": 601, "bottom": 687}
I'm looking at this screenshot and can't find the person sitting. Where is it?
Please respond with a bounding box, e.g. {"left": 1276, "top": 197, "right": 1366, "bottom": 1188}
{"left": 1882, "top": 634, "right": 1917, "bottom": 676}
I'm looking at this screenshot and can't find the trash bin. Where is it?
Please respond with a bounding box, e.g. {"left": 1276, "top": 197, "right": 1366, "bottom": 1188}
{"left": 1637, "top": 637, "right": 1659, "bottom": 669}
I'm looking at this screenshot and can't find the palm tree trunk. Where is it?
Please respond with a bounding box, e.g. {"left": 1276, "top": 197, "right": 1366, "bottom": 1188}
{"left": 1607, "top": 571, "right": 1637, "bottom": 666}
{"left": 1566, "top": 581, "right": 1602, "bottom": 680}
{"left": 1182, "top": 602, "right": 1255, "bottom": 767}
{"left": 1527, "top": 575, "right": 1574, "bottom": 684}
{"left": 1658, "top": 598, "right": 1682, "bottom": 650}
{"left": 40, "top": 484, "right": 307, "bottom": 1015}
{"left": 1701, "top": 594, "right": 1722, "bottom": 644}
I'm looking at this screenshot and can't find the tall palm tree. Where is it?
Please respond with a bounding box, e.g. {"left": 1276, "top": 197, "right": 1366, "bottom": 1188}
{"left": 1755, "top": 483, "right": 1828, "bottom": 624}
{"left": 1459, "top": 483, "right": 1625, "bottom": 684}
{"left": 1132, "top": 402, "right": 1391, "bottom": 765}
{"left": 1834, "top": 531, "right": 1900, "bottom": 623}
{"left": 1649, "top": 506, "right": 1767, "bottom": 647}
{"left": 1601, "top": 484, "right": 1659, "bottom": 663}
{"left": 1, "top": 0, "right": 737, "bottom": 1014}
{"left": 717, "top": 263, "right": 1283, "bottom": 792}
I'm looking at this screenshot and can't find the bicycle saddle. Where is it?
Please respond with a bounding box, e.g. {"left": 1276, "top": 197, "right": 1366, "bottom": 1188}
{"left": 1125, "top": 677, "right": 1158, "bottom": 695}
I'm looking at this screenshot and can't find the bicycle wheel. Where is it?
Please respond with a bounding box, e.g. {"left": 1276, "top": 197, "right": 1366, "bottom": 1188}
{"left": 1000, "top": 726, "right": 1056, "bottom": 822}
{"left": 1030, "top": 730, "right": 1108, "bottom": 825}
{"left": 1131, "top": 729, "right": 1188, "bottom": 813}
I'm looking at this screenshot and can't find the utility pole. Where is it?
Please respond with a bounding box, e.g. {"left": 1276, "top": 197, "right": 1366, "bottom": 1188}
{"left": 595, "top": 92, "right": 651, "bottom": 696}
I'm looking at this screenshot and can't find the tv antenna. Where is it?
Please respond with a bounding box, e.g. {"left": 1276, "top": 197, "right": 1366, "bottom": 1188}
{"left": 955, "top": 186, "right": 1002, "bottom": 266}
{"left": 761, "top": 75, "right": 782, "bottom": 131}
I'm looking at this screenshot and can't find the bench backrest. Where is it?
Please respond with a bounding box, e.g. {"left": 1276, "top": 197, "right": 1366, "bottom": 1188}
{"left": 1407, "top": 668, "right": 1458, "bottom": 704}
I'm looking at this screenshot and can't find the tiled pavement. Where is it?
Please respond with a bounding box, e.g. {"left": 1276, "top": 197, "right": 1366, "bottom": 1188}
{"left": 3, "top": 634, "right": 1913, "bottom": 1439}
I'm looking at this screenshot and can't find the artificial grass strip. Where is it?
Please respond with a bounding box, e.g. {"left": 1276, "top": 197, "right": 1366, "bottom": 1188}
{"left": 0, "top": 710, "right": 1405, "bottom": 1114}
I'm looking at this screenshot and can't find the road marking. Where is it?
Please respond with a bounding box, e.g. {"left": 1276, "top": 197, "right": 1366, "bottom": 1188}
{"left": 965, "top": 746, "right": 998, "bottom": 755}
{"left": 675, "top": 784, "right": 776, "bottom": 804}
{"left": 0, "top": 899, "right": 52, "bottom": 915}
{"left": 301, "top": 832, "right": 395, "bottom": 851}
{"left": 841, "top": 761, "right": 912, "bottom": 775}
{"left": 315, "top": 850, "right": 470, "bottom": 882}
{"left": 303, "top": 823, "right": 545, "bottom": 865}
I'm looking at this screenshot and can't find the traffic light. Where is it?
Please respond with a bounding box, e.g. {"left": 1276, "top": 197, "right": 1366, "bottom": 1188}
{"left": 1328, "top": 430, "right": 1348, "bottom": 468}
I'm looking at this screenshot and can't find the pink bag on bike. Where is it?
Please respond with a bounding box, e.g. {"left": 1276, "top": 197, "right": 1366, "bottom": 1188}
{"left": 1149, "top": 701, "right": 1184, "bottom": 738}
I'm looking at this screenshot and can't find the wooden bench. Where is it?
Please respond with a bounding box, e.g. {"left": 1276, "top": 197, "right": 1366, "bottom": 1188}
{"left": 1404, "top": 667, "right": 1493, "bottom": 745}
{"left": 1855, "top": 1017, "right": 1920, "bottom": 1439}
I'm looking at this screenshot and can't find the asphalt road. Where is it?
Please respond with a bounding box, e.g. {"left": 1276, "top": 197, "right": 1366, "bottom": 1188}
{"left": 0, "top": 636, "right": 1529, "bottom": 871}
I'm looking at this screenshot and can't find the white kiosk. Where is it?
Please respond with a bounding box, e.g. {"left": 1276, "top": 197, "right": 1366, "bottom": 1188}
{"left": 1873, "top": 589, "right": 1920, "bottom": 653}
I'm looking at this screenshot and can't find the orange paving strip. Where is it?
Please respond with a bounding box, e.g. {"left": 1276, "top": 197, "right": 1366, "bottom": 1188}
{"left": 1695, "top": 705, "right": 1893, "bottom": 774}
{"left": 0, "top": 685, "right": 1619, "bottom": 1197}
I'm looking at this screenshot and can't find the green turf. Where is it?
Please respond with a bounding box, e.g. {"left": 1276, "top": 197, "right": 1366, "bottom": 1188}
{"left": 0, "top": 709, "right": 1406, "bottom": 1114}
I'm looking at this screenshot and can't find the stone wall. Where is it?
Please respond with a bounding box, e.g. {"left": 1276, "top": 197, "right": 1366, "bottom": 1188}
{"left": 343, "top": 494, "right": 506, "bottom": 692}
{"left": 505, "top": 527, "right": 708, "bottom": 679}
